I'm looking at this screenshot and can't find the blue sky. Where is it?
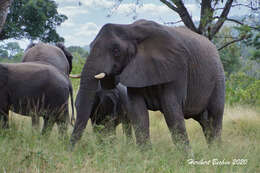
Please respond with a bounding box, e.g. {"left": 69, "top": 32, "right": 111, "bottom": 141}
{"left": 16, "top": 0, "right": 251, "bottom": 49}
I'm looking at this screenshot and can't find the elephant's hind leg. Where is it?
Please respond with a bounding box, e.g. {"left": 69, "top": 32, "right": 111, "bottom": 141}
{"left": 0, "top": 109, "right": 9, "bottom": 129}
{"left": 31, "top": 115, "right": 40, "bottom": 131}
{"left": 56, "top": 107, "right": 69, "bottom": 138}
{"left": 203, "top": 84, "right": 225, "bottom": 146}
{"left": 41, "top": 115, "right": 55, "bottom": 137}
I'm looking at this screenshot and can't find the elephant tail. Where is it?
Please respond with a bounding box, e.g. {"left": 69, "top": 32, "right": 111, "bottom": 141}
{"left": 69, "top": 81, "right": 75, "bottom": 126}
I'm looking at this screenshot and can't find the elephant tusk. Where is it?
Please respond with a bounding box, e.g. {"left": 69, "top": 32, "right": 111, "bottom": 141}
{"left": 69, "top": 74, "right": 81, "bottom": 78}
{"left": 94, "top": 73, "right": 106, "bottom": 79}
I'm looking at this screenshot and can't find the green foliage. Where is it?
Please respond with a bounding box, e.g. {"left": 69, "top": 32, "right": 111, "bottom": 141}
{"left": 214, "top": 27, "right": 242, "bottom": 75}
{"left": 68, "top": 46, "right": 89, "bottom": 59}
{"left": 226, "top": 72, "right": 260, "bottom": 106}
{"left": 0, "top": 42, "right": 23, "bottom": 62}
{"left": 0, "top": 0, "right": 67, "bottom": 42}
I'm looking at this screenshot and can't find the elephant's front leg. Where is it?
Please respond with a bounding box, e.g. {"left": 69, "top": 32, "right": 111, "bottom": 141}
{"left": 161, "top": 94, "right": 190, "bottom": 152}
{"left": 122, "top": 116, "right": 133, "bottom": 142}
{"left": 127, "top": 89, "right": 151, "bottom": 148}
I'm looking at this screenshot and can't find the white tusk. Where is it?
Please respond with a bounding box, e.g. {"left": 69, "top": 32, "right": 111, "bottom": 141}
{"left": 94, "top": 73, "right": 106, "bottom": 79}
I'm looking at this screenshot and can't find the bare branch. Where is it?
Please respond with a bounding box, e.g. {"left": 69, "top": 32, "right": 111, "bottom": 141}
{"left": 160, "top": 0, "right": 178, "bottom": 12}
{"left": 213, "top": 16, "right": 260, "bottom": 31}
{"left": 170, "top": 0, "right": 198, "bottom": 32}
{"left": 210, "top": 0, "right": 234, "bottom": 39}
{"left": 164, "top": 20, "right": 182, "bottom": 25}
{"left": 218, "top": 35, "right": 248, "bottom": 51}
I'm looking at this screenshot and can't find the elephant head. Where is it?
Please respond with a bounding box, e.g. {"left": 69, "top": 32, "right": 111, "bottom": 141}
{"left": 71, "top": 19, "right": 187, "bottom": 146}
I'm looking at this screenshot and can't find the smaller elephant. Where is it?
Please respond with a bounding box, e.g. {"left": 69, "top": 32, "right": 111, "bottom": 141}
{"left": 22, "top": 42, "right": 74, "bottom": 128}
{"left": 88, "top": 84, "right": 132, "bottom": 140}
{"left": 0, "top": 62, "right": 74, "bottom": 137}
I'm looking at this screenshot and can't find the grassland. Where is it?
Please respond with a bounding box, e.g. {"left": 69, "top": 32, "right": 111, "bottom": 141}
{"left": 0, "top": 103, "right": 259, "bottom": 173}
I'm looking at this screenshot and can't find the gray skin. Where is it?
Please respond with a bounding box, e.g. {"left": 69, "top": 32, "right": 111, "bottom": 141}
{"left": 22, "top": 42, "right": 73, "bottom": 75}
{"left": 70, "top": 20, "right": 225, "bottom": 151}
{"left": 0, "top": 62, "right": 74, "bottom": 136}
{"left": 22, "top": 42, "right": 74, "bottom": 127}
{"left": 89, "top": 84, "right": 132, "bottom": 140}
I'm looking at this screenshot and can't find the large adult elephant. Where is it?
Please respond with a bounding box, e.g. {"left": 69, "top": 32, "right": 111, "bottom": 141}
{"left": 70, "top": 20, "right": 225, "bottom": 150}
{"left": 22, "top": 42, "right": 74, "bottom": 126}
{"left": 22, "top": 42, "right": 73, "bottom": 75}
{"left": 0, "top": 62, "right": 74, "bottom": 136}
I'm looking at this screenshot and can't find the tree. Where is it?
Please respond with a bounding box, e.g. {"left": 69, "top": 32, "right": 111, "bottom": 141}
{"left": 0, "top": 0, "right": 13, "bottom": 33}
{"left": 0, "top": 0, "right": 67, "bottom": 42}
{"left": 111, "top": 0, "right": 260, "bottom": 50}
{"left": 0, "top": 41, "right": 23, "bottom": 59}
{"left": 67, "top": 46, "right": 89, "bottom": 58}
{"left": 214, "top": 27, "right": 242, "bottom": 75}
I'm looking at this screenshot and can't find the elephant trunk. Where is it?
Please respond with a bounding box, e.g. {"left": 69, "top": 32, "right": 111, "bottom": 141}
{"left": 70, "top": 62, "right": 99, "bottom": 148}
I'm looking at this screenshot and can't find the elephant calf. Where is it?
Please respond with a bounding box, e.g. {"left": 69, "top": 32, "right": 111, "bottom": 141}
{"left": 0, "top": 62, "right": 74, "bottom": 136}
{"left": 89, "top": 84, "right": 132, "bottom": 140}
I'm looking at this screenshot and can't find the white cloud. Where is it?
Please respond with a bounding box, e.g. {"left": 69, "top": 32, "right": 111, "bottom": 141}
{"left": 58, "top": 6, "right": 88, "bottom": 18}
{"left": 81, "top": 0, "right": 114, "bottom": 9}
{"left": 114, "top": 3, "right": 172, "bottom": 16}
{"left": 61, "top": 22, "right": 100, "bottom": 46}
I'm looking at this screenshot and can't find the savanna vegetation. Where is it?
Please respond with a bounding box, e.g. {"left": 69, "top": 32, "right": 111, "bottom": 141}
{"left": 0, "top": 0, "right": 259, "bottom": 173}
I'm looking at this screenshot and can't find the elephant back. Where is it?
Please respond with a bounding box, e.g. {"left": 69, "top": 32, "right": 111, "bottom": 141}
{"left": 22, "top": 43, "right": 70, "bottom": 75}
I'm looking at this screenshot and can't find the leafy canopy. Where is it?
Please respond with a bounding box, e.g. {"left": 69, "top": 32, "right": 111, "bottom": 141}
{"left": 0, "top": 0, "right": 67, "bottom": 42}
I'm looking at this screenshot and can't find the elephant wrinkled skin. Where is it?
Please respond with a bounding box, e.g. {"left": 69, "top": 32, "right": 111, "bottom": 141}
{"left": 71, "top": 20, "right": 225, "bottom": 151}
{"left": 0, "top": 62, "right": 74, "bottom": 136}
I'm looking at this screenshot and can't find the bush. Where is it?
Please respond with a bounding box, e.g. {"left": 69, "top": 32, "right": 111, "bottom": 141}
{"left": 226, "top": 72, "right": 260, "bottom": 106}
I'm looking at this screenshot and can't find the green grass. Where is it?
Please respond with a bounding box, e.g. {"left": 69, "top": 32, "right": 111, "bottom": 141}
{"left": 0, "top": 106, "right": 259, "bottom": 173}
{"left": 1, "top": 60, "right": 259, "bottom": 172}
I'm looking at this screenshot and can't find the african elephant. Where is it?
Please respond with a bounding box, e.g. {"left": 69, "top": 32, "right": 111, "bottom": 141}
{"left": 22, "top": 42, "right": 73, "bottom": 75}
{"left": 70, "top": 20, "right": 225, "bottom": 151}
{"left": 0, "top": 62, "right": 74, "bottom": 136}
{"left": 89, "top": 83, "right": 132, "bottom": 140}
{"left": 22, "top": 42, "right": 74, "bottom": 127}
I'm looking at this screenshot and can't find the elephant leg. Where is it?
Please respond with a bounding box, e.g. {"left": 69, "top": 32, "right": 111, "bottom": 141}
{"left": 31, "top": 115, "right": 40, "bottom": 131}
{"left": 204, "top": 84, "right": 225, "bottom": 146}
{"left": 41, "top": 116, "right": 55, "bottom": 137}
{"left": 127, "top": 89, "right": 151, "bottom": 147}
{"left": 56, "top": 108, "right": 69, "bottom": 138}
{"left": 0, "top": 109, "right": 9, "bottom": 129}
{"left": 122, "top": 117, "right": 132, "bottom": 142}
{"left": 161, "top": 95, "right": 190, "bottom": 152}
{"left": 193, "top": 110, "right": 213, "bottom": 144}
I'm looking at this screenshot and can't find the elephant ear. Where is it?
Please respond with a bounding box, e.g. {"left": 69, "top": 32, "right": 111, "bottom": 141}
{"left": 120, "top": 20, "right": 188, "bottom": 88}
{"left": 0, "top": 64, "right": 8, "bottom": 88}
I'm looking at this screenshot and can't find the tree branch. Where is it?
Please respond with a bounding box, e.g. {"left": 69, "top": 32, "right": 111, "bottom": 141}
{"left": 210, "top": 0, "right": 234, "bottom": 39}
{"left": 169, "top": 0, "right": 198, "bottom": 32}
{"left": 198, "top": 0, "right": 214, "bottom": 35}
{"left": 160, "top": 0, "right": 178, "bottom": 12}
{"left": 218, "top": 35, "right": 247, "bottom": 51}
{"left": 213, "top": 16, "right": 260, "bottom": 31}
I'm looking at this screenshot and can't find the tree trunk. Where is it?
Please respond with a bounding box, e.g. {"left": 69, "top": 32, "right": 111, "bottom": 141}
{"left": 0, "top": 0, "right": 13, "bottom": 34}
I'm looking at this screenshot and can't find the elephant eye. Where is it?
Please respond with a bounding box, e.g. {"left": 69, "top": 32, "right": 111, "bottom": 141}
{"left": 112, "top": 48, "right": 120, "bottom": 57}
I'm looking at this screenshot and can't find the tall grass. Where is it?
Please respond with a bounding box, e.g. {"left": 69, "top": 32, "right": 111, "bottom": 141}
{"left": 0, "top": 106, "right": 259, "bottom": 173}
